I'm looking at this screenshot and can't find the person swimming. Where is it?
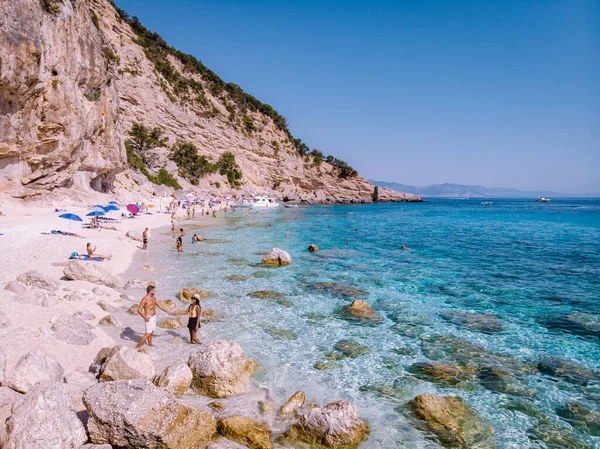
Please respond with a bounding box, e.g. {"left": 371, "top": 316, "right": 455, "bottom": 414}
{"left": 176, "top": 235, "right": 183, "bottom": 252}
{"left": 401, "top": 244, "right": 412, "bottom": 250}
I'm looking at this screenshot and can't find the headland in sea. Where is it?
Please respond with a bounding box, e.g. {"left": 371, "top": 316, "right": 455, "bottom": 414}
{"left": 0, "top": 198, "right": 599, "bottom": 448}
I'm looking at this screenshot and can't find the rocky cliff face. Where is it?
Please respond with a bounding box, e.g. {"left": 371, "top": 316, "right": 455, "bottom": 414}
{"left": 0, "top": 0, "right": 420, "bottom": 204}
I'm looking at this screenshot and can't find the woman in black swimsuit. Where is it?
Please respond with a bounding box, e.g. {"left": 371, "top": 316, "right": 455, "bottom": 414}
{"left": 173, "top": 294, "right": 201, "bottom": 343}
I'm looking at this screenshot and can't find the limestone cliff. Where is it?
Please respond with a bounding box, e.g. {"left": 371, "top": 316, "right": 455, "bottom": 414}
{"left": 0, "top": 0, "right": 420, "bottom": 204}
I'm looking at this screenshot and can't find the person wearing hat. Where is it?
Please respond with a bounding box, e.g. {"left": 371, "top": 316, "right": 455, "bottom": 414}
{"left": 172, "top": 293, "right": 201, "bottom": 344}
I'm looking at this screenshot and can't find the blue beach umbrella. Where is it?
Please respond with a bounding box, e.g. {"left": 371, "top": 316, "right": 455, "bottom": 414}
{"left": 59, "top": 213, "right": 83, "bottom": 230}
{"left": 86, "top": 211, "right": 105, "bottom": 217}
{"left": 103, "top": 205, "right": 119, "bottom": 212}
{"left": 108, "top": 201, "right": 119, "bottom": 205}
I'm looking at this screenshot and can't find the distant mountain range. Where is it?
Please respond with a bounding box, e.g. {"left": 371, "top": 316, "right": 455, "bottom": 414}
{"left": 370, "top": 181, "right": 597, "bottom": 198}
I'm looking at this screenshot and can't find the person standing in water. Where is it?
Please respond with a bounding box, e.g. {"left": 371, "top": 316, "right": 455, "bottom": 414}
{"left": 142, "top": 228, "right": 149, "bottom": 250}
{"left": 135, "top": 286, "right": 171, "bottom": 348}
{"left": 172, "top": 293, "right": 201, "bottom": 344}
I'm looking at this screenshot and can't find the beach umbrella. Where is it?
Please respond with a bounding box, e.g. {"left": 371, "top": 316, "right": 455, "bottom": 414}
{"left": 103, "top": 205, "right": 119, "bottom": 212}
{"left": 86, "top": 211, "right": 105, "bottom": 217}
{"left": 108, "top": 201, "right": 119, "bottom": 205}
{"left": 147, "top": 204, "right": 155, "bottom": 208}
{"left": 92, "top": 204, "right": 104, "bottom": 209}
{"left": 127, "top": 204, "right": 140, "bottom": 215}
{"left": 59, "top": 213, "right": 83, "bottom": 230}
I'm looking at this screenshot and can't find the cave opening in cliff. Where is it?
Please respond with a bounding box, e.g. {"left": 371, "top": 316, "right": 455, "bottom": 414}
{"left": 90, "top": 174, "right": 113, "bottom": 194}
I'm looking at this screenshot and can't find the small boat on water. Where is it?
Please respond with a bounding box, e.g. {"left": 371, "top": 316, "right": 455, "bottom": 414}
{"left": 481, "top": 201, "right": 493, "bottom": 205}
{"left": 284, "top": 204, "right": 299, "bottom": 208}
{"left": 252, "top": 197, "right": 279, "bottom": 208}
{"left": 536, "top": 197, "right": 551, "bottom": 203}
{"left": 231, "top": 200, "right": 252, "bottom": 209}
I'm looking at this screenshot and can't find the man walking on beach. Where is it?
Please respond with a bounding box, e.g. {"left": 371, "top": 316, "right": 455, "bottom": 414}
{"left": 135, "top": 285, "right": 172, "bottom": 348}
{"left": 142, "top": 228, "right": 149, "bottom": 250}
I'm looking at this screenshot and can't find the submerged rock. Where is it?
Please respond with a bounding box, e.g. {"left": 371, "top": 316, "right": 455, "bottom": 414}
{"left": 154, "top": 363, "right": 193, "bottom": 397}
{"left": 557, "top": 400, "right": 600, "bottom": 437}
{"left": 252, "top": 271, "right": 274, "bottom": 279}
{"left": 278, "top": 400, "right": 369, "bottom": 449}
{"left": 477, "top": 366, "right": 536, "bottom": 397}
{"left": 314, "top": 361, "right": 343, "bottom": 371}
{"left": 529, "top": 421, "right": 590, "bottom": 448}
{"left": 258, "top": 401, "right": 274, "bottom": 415}
{"left": 303, "top": 313, "right": 328, "bottom": 321}
{"left": 306, "top": 282, "right": 367, "bottom": 300}
{"left": 543, "top": 311, "right": 600, "bottom": 339}
{"left": 409, "top": 394, "right": 495, "bottom": 448}
{"left": 84, "top": 380, "right": 217, "bottom": 448}
{"left": 264, "top": 328, "right": 298, "bottom": 340}
{"left": 308, "top": 244, "right": 319, "bottom": 252}
{"left": 261, "top": 248, "right": 292, "bottom": 266}
{"left": 209, "top": 401, "right": 225, "bottom": 412}
{"left": 188, "top": 340, "right": 256, "bottom": 398}
{"left": 537, "top": 358, "right": 600, "bottom": 386}
{"left": 226, "top": 274, "right": 249, "bottom": 281}
{"left": 217, "top": 415, "right": 273, "bottom": 449}
{"left": 333, "top": 340, "right": 371, "bottom": 358}
{"left": 337, "top": 299, "right": 383, "bottom": 323}
{"left": 409, "top": 362, "right": 477, "bottom": 387}
{"left": 5, "top": 382, "right": 87, "bottom": 449}
{"left": 441, "top": 310, "right": 504, "bottom": 334}
{"left": 141, "top": 264, "right": 154, "bottom": 272}
{"left": 248, "top": 290, "right": 284, "bottom": 300}
{"left": 5, "top": 351, "right": 64, "bottom": 393}
{"left": 98, "top": 346, "right": 155, "bottom": 382}
{"left": 63, "top": 260, "right": 123, "bottom": 288}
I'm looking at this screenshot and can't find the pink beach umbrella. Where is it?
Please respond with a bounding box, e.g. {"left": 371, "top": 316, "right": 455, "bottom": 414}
{"left": 127, "top": 204, "right": 140, "bottom": 215}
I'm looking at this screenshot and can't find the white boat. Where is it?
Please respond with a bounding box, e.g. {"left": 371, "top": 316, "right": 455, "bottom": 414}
{"left": 481, "top": 201, "right": 493, "bottom": 205}
{"left": 252, "top": 197, "right": 280, "bottom": 208}
{"left": 536, "top": 197, "right": 551, "bottom": 203}
{"left": 231, "top": 200, "right": 252, "bottom": 209}
{"left": 284, "top": 204, "right": 299, "bottom": 208}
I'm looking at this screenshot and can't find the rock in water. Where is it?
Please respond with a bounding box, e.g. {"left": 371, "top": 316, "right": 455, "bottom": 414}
{"left": 188, "top": 340, "right": 256, "bottom": 398}
{"left": 409, "top": 394, "right": 495, "bottom": 448}
{"left": 51, "top": 314, "right": 97, "bottom": 345}
{"left": 16, "top": 271, "right": 59, "bottom": 291}
{"left": 5, "top": 351, "right": 64, "bottom": 393}
{"left": 261, "top": 248, "right": 292, "bottom": 266}
{"left": 5, "top": 382, "right": 87, "bottom": 449}
{"left": 179, "top": 287, "right": 209, "bottom": 302}
{"left": 346, "top": 300, "right": 383, "bottom": 322}
{"left": 64, "top": 260, "right": 123, "bottom": 288}
{"left": 154, "top": 364, "right": 193, "bottom": 397}
{"left": 278, "top": 400, "right": 369, "bottom": 449}
{"left": 279, "top": 391, "right": 306, "bottom": 416}
{"left": 308, "top": 244, "right": 319, "bottom": 252}
{"left": 158, "top": 317, "right": 186, "bottom": 329}
{"left": 98, "top": 346, "right": 155, "bottom": 382}
{"left": 84, "top": 380, "right": 217, "bottom": 448}
{"left": 217, "top": 415, "right": 273, "bottom": 449}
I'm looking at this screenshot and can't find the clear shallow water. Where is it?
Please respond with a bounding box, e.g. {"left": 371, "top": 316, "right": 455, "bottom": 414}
{"left": 146, "top": 199, "right": 600, "bottom": 448}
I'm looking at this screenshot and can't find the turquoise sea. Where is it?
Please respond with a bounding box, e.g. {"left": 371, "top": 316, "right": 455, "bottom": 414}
{"left": 145, "top": 198, "right": 600, "bottom": 448}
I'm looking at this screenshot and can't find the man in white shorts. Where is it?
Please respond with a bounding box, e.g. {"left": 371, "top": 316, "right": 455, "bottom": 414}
{"left": 136, "top": 285, "right": 172, "bottom": 348}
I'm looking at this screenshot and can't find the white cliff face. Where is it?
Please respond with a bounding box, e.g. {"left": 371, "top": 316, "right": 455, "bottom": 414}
{"left": 0, "top": 0, "right": 420, "bottom": 204}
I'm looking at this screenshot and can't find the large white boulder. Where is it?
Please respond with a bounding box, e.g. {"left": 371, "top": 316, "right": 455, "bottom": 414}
{"left": 15, "top": 288, "right": 56, "bottom": 307}
{"left": 98, "top": 346, "right": 155, "bottom": 382}
{"left": 51, "top": 314, "right": 97, "bottom": 345}
{"left": 278, "top": 401, "right": 370, "bottom": 449}
{"left": 125, "top": 230, "right": 143, "bottom": 242}
{"left": 64, "top": 370, "right": 98, "bottom": 411}
{"left": 154, "top": 363, "right": 192, "bottom": 397}
{"left": 63, "top": 260, "right": 123, "bottom": 288}
{"left": 84, "top": 379, "right": 217, "bottom": 448}
{"left": 261, "top": 248, "right": 292, "bottom": 266}
{"left": 4, "top": 281, "right": 27, "bottom": 294}
{"left": 5, "top": 351, "right": 64, "bottom": 393}
{"left": 188, "top": 340, "right": 256, "bottom": 398}
{"left": 5, "top": 382, "right": 87, "bottom": 449}
{"left": 16, "top": 270, "right": 59, "bottom": 291}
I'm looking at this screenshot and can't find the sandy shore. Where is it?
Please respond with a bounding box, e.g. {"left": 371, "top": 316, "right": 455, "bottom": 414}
{"left": 0, "top": 205, "right": 169, "bottom": 375}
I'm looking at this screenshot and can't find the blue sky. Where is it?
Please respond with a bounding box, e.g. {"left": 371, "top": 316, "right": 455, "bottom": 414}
{"left": 114, "top": 0, "right": 599, "bottom": 193}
